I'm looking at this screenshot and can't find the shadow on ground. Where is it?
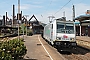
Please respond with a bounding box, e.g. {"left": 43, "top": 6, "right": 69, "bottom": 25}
{"left": 20, "top": 59, "right": 37, "bottom": 60}
{"left": 57, "top": 46, "right": 90, "bottom": 55}
{"left": 23, "top": 59, "right": 37, "bottom": 60}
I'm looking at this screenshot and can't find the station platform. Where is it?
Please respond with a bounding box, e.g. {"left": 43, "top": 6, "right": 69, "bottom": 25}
{"left": 76, "top": 36, "right": 90, "bottom": 42}
{"left": 23, "top": 35, "right": 67, "bottom": 60}
{"left": 76, "top": 36, "right": 90, "bottom": 50}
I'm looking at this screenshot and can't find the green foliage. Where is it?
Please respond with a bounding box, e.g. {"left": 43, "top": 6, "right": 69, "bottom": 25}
{"left": 20, "top": 24, "right": 26, "bottom": 34}
{"left": 27, "top": 29, "right": 33, "bottom": 36}
{"left": 0, "top": 38, "right": 27, "bottom": 60}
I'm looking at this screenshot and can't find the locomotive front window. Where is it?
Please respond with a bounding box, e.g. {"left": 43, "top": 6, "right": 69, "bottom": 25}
{"left": 57, "top": 22, "right": 74, "bottom": 34}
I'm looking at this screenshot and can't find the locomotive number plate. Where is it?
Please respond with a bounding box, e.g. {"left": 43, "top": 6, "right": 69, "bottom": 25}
{"left": 61, "top": 38, "right": 70, "bottom": 40}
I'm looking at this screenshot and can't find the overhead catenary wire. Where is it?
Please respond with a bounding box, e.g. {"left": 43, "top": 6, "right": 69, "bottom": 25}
{"left": 54, "top": 0, "right": 72, "bottom": 15}
{"left": 45, "top": 0, "right": 54, "bottom": 11}
{"left": 41, "top": 0, "right": 54, "bottom": 17}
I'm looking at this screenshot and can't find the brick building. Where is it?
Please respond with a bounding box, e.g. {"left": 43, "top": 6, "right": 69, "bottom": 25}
{"left": 74, "top": 14, "right": 90, "bottom": 36}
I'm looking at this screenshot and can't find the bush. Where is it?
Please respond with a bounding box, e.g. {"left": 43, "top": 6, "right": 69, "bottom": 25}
{"left": 27, "top": 30, "right": 33, "bottom": 36}
{"left": 0, "top": 38, "right": 27, "bottom": 60}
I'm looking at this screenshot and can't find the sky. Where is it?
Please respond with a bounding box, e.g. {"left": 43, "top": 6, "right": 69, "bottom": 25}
{"left": 0, "top": 0, "right": 90, "bottom": 24}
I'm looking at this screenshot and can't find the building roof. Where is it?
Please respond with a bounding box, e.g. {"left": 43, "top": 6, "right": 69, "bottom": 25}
{"left": 39, "top": 22, "right": 46, "bottom": 27}
{"left": 29, "top": 15, "right": 38, "bottom": 22}
{"left": 74, "top": 14, "right": 90, "bottom": 21}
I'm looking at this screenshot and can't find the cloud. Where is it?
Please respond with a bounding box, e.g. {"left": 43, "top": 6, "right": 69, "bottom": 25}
{"left": 16, "top": 4, "right": 30, "bottom": 10}
{"left": 33, "top": 1, "right": 43, "bottom": 4}
{"left": 20, "top": 4, "right": 30, "bottom": 10}
{"left": 35, "top": 3, "right": 90, "bottom": 24}
{"left": 30, "top": 4, "right": 43, "bottom": 8}
{"left": 75, "top": 3, "right": 90, "bottom": 16}
{"left": 16, "top": 4, "right": 43, "bottom": 10}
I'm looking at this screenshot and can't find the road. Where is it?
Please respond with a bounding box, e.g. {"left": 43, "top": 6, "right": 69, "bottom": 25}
{"left": 23, "top": 34, "right": 67, "bottom": 60}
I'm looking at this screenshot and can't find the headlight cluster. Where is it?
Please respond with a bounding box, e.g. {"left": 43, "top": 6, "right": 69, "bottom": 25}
{"left": 70, "top": 38, "right": 74, "bottom": 41}
{"left": 56, "top": 37, "right": 61, "bottom": 40}
{"left": 55, "top": 42, "right": 60, "bottom": 45}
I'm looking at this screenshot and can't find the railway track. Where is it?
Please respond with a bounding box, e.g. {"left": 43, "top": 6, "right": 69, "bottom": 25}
{"left": 60, "top": 46, "right": 90, "bottom": 60}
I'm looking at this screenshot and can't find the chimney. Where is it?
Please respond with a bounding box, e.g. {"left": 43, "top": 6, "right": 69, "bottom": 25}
{"left": 12, "top": 4, "right": 15, "bottom": 26}
{"left": 6, "top": 12, "right": 7, "bottom": 25}
{"left": 3, "top": 15, "right": 5, "bottom": 26}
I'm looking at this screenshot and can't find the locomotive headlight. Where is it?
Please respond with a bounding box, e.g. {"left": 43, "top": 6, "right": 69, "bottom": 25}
{"left": 70, "top": 38, "right": 74, "bottom": 40}
{"left": 56, "top": 37, "right": 61, "bottom": 40}
{"left": 56, "top": 42, "right": 60, "bottom": 45}
{"left": 57, "top": 38, "right": 59, "bottom": 40}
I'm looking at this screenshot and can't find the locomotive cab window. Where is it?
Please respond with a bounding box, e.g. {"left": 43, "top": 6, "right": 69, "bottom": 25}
{"left": 57, "top": 22, "right": 74, "bottom": 34}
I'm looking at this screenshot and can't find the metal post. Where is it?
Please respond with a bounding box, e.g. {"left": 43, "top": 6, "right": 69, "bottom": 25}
{"left": 80, "top": 25, "right": 81, "bottom": 36}
{"left": 18, "top": 21, "right": 20, "bottom": 40}
{"left": 26, "top": 18, "right": 27, "bottom": 36}
{"left": 48, "top": 16, "right": 55, "bottom": 23}
{"left": 73, "top": 5, "right": 75, "bottom": 22}
{"left": 23, "top": 23, "right": 24, "bottom": 39}
{"left": 24, "top": 16, "right": 27, "bottom": 36}
{"left": 63, "top": 11, "right": 65, "bottom": 17}
{"left": 21, "top": 11, "right": 24, "bottom": 39}
{"left": 18, "top": 0, "right": 20, "bottom": 13}
{"left": 79, "top": 23, "right": 81, "bottom": 36}
{"left": 18, "top": 0, "right": 20, "bottom": 40}
{"left": 24, "top": 15, "right": 29, "bottom": 36}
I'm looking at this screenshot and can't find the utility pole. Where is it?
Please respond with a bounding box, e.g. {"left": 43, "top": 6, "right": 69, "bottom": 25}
{"left": 18, "top": 0, "right": 20, "bottom": 40}
{"left": 18, "top": 0, "right": 20, "bottom": 13}
{"left": 73, "top": 5, "right": 75, "bottom": 22}
{"left": 63, "top": 11, "right": 65, "bottom": 17}
{"left": 21, "top": 11, "right": 25, "bottom": 39}
{"left": 72, "top": 5, "right": 76, "bottom": 37}
{"left": 24, "top": 15, "right": 29, "bottom": 36}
